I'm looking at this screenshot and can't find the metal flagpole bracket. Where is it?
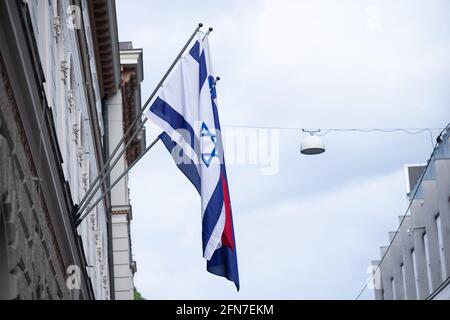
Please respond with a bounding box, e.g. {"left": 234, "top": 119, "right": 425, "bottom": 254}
{"left": 74, "top": 135, "right": 162, "bottom": 227}
{"left": 71, "top": 204, "right": 79, "bottom": 218}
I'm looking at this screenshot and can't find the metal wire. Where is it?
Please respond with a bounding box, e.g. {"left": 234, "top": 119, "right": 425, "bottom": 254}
{"left": 315, "top": 128, "right": 436, "bottom": 150}
{"left": 222, "top": 125, "right": 441, "bottom": 150}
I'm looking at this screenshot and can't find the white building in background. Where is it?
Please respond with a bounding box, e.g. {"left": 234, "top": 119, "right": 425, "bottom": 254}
{"left": 106, "top": 41, "right": 145, "bottom": 300}
{"left": 372, "top": 130, "right": 450, "bottom": 300}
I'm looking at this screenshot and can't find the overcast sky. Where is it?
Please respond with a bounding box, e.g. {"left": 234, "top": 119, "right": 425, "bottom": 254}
{"left": 116, "top": 0, "right": 449, "bottom": 299}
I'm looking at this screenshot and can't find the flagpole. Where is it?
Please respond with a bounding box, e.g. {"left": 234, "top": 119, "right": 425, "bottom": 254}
{"left": 73, "top": 122, "right": 145, "bottom": 221}
{"left": 73, "top": 23, "right": 203, "bottom": 218}
{"left": 203, "top": 27, "right": 213, "bottom": 40}
{"left": 75, "top": 135, "right": 161, "bottom": 227}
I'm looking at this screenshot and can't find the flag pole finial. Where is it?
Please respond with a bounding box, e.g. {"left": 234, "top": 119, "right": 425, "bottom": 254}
{"left": 199, "top": 23, "right": 203, "bottom": 27}
{"left": 209, "top": 27, "right": 213, "bottom": 32}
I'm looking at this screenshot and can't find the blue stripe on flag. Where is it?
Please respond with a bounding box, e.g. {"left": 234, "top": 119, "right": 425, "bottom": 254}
{"left": 202, "top": 179, "right": 224, "bottom": 252}
{"left": 159, "top": 132, "right": 201, "bottom": 194}
{"left": 207, "top": 230, "right": 240, "bottom": 290}
{"left": 207, "top": 247, "right": 240, "bottom": 291}
{"left": 206, "top": 166, "right": 239, "bottom": 290}
{"left": 211, "top": 100, "right": 221, "bottom": 131}
{"left": 150, "top": 97, "right": 197, "bottom": 149}
{"left": 205, "top": 76, "right": 221, "bottom": 130}
{"left": 189, "top": 41, "right": 200, "bottom": 63}
{"left": 199, "top": 51, "right": 207, "bottom": 91}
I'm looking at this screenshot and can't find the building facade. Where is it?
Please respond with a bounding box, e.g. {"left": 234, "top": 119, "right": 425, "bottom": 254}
{"left": 107, "top": 41, "right": 144, "bottom": 300}
{"left": 372, "top": 130, "right": 450, "bottom": 300}
{"left": 0, "top": 0, "right": 140, "bottom": 300}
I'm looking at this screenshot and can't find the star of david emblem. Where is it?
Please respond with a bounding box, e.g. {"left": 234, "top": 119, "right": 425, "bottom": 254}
{"left": 201, "top": 122, "right": 218, "bottom": 167}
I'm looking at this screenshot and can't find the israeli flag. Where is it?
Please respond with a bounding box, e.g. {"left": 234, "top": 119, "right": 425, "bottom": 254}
{"left": 145, "top": 35, "right": 239, "bottom": 290}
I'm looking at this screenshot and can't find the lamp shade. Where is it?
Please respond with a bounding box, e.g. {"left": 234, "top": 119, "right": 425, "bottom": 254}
{"left": 300, "top": 135, "right": 326, "bottom": 155}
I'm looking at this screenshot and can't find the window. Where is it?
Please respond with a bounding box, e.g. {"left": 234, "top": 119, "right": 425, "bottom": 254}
{"left": 435, "top": 213, "right": 447, "bottom": 281}
{"left": 401, "top": 263, "right": 407, "bottom": 300}
{"left": 412, "top": 248, "right": 420, "bottom": 299}
{"left": 423, "top": 232, "right": 433, "bottom": 293}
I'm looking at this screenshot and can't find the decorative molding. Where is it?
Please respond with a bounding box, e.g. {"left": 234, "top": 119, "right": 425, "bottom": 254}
{"left": 94, "top": 231, "right": 101, "bottom": 247}
{"left": 61, "top": 52, "right": 72, "bottom": 87}
{"left": 96, "top": 231, "right": 102, "bottom": 258}
{"left": 67, "top": 90, "right": 75, "bottom": 111}
{"left": 111, "top": 209, "right": 129, "bottom": 216}
{"left": 89, "top": 210, "right": 97, "bottom": 231}
{"left": 82, "top": 173, "right": 89, "bottom": 192}
{"left": 72, "top": 124, "right": 80, "bottom": 147}
{"left": 60, "top": 60, "right": 69, "bottom": 81}
{"left": 53, "top": 16, "right": 62, "bottom": 39}
{"left": 81, "top": 154, "right": 90, "bottom": 193}
{"left": 100, "top": 261, "right": 105, "bottom": 273}
{"left": 76, "top": 147, "right": 85, "bottom": 167}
